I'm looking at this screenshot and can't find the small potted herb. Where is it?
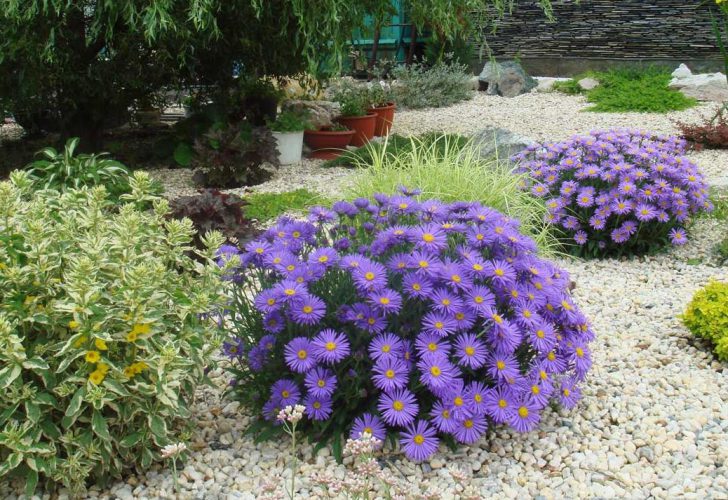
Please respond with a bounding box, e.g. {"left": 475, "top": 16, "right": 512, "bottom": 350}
{"left": 268, "top": 110, "right": 310, "bottom": 165}
{"left": 303, "top": 123, "right": 355, "bottom": 160}
{"left": 366, "top": 81, "right": 396, "bottom": 137}
{"left": 333, "top": 87, "right": 376, "bottom": 147}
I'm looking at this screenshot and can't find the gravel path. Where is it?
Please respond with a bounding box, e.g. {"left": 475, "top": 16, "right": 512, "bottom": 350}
{"left": 3, "top": 93, "right": 728, "bottom": 499}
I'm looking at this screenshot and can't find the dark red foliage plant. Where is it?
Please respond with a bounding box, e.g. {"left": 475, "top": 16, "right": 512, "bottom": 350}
{"left": 677, "top": 106, "right": 728, "bottom": 150}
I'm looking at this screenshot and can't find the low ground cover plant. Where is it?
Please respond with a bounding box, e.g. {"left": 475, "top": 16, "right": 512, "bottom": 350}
{"left": 682, "top": 281, "right": 728, "bottom": 361}
{"left": 244, "top": 189, "right": 332, "bottom": 223}
{"left": 678, "top": 107, "right": 728, "bottom": 149}
{"left": 515, "top": 129, "right": 713, "bottom": 258}
{"left": 390, "top": 60, "right": 473, "bottom": 109}
{"left": 223, "top": 188, "right": 594, "bottom": 462}
{"left": 554, "top": 67, "right": 696, "bottom": 113}
{"left": 0, "top": 171, "right": 228, "bottom": 495}
{"left": 348, "top": 134, "right": 558, "bottom": 255}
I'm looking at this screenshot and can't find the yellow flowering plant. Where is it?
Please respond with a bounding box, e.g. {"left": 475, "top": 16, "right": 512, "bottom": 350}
{"left": 0, "top": 171, "right": 230, "bottom": 495}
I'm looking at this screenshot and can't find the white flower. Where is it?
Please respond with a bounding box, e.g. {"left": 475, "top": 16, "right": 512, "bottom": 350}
{"left": 277, "top": 404, "right": 306, "bottom": 424}
{"left": 160, "top": 442, "right": 187, "bottom": 459}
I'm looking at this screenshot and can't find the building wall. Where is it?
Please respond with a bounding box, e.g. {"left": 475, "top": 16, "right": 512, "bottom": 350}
{"left": 473, "top": 0, "right": 723, "bottom": 76}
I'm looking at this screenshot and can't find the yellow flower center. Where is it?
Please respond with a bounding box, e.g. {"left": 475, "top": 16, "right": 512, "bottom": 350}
{"left": 576, "top": 347, "right": 584, "bottom": 357}
{"left": 496, "top": 360, "right": 506, "bottom": 370}
{"left": 292, "top": 231, "right": 301, "bottom": 238}
{"left": 364, "top": 426, "right": 373, "bottom": 434}
{"left": 523, "top": 310, "right": 531, "bottom": 318}
{"left": 381, "top": 344, "right": 391, "bottom": 353}
{"left": 442, "top": 410, "right": 451, "bottom": 418}
{"left": 255, "top": 247, "right": 264, "bottom": 254}
{"left": 536, "top": 330, "right": 545, "bottom": 339}
{"left": 498, "top": 399, "right": 507, "bottom": 408}
{"left": 451, "top": 274, "right": 461, "bottom": 283}
{"left": 428, "top": 343, "right": 437, "bottom": 352}
{"left": 418, "top": 260, "right": 428, "bottom": 268}
{"left": 380, "top": 297, "right": 390, "bottom": 305}
{"left": 465, "top": 346, "right": 475, "bottom": 356}
{"left": 385, "top": 369, "right": 395, "bottom": 379}
{"left": 434, "top": 321, "right": 444, "bottom": 329}
{"left": 476, "top": 233, "right": 484, "bottom": 240}
{"left": 284, "top": 288, "right": 296, "bottom": 296}
{"left": 398, "top": 203, "right": 408, "bottom": 209}
{"left": 531, "top": 385, "right": 540, "bottom": 395}
{"left": 474, "top": 296, "right": 484, "bottom": 304}
{"left": 495, "top": 226, "right": 504, "bottom": 234}
{"left": 494, "top": 268, "right": 505, "bottom": 277}
{"left": 365, "top": 272, "right": 375, "bottom": 281}
{"left": 317, "top": 380, "right": 326, "bottom": 387}
{"left": 547, "top": 351, "right": 556, "bottom": 361}
{"left": 286, "top": 264, "right": 295, "bottom": 271}
{"left": 441, "top": 298, "right": 451, "bottom": 306}
{"left": 325, "top": 342, "right": 336, "bottom": 351}
{"left": 303, "top": 306, "right": 313, "bottom": 314}
{"left": 414, "top": 434, "right": 425, "bottom": 445}
{"left": 318, "top": 255, "right": 328, "bottom": 263}
{"left": 282, "top": 390, "right": 290, "bottom": 398}
{"left": 430, "top": 366, "right": 441, "bottom": 377}
{"left": 454, "top": 396, "right": 464, "bottom": 407}
{"left": 313, "top": 402, "right": 321, "bottom": 409}
{"left": 393, "top": 401, "right": 404, "bottom": 411}
{"left": 267, "top": 298, "right": 276, "bottom": 306}
{"left": 540, "top": 370, "right": 548, "bottom": 380}
{"left": 297, "top": 350, "right": 307, "bottom": 360}
{"left": 492, "top": 314, "right": 503, "bottom": 324}
{"left": 563, "top": 388, "right": 571, "bottom": 397}
{"left": 464, "top": 419, "right": 474, "bottom": 429}
{"left": 518, "top": 407, "right": 529, "bottom": 418}
{"left": 413, "top": 283, "right": 422, "bottom": 291}
{"left": 422, "top": 233, "right": 435, "bottom": 243}
{"left": 474, "top": 393, "right": 482, "bottom": 403}
{"left": 456, "top": 313, "right": 465, "bottom": 320}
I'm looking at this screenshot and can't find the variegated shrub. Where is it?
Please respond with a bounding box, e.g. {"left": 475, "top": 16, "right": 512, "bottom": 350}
{"left": 0, "top": 171, "right": 229, "bottom": 495}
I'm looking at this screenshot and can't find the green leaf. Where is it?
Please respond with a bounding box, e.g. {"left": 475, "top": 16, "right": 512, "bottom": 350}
{"left": 0, "top": 364, "right": 21, "bottom": 389}
{"left": 147, "top": 414, "right": 167, "bottom": 438}
{"left": 331, "top": 432, "right": 343, "bottom": 463}
{"left": 92, "top": 410, "right": 111, "bottom": 440}
{"left": 141, "top": 447, "right": 154, "bottom": 469}
{"left": 39, "top": 419, "right": 61, "bottom": 440}
{"left": 25, "top": 469, "right": 38, "bottom": 497}
{"left": 22, "top": 357, "right": 49, "bottom": 370}
{"left": 173, "top": 142, "right": 194, "bottom": 167}
{"left": 25, "top": 401, "right": 41, "bottom": 424}
{"left": 119, "top": 431, "right": 143, "bottom": 448}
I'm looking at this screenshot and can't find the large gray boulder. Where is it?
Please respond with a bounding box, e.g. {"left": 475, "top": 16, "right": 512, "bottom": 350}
{"left": 668, "top": 64, "right": 728, "bottom": 102}
{"left": 281, "top": 100, "right": 341, "bottom": 129}
{"left": 470, "top": 127, "right": 536, "bottom": 163}
{"left": 478, "top": 61, "right": 537, "bottom": 98}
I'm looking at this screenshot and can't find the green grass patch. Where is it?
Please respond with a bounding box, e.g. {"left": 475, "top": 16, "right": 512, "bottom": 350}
{"left": 708, "top": 188, "right": 728, "bottom": 221}
{"left": 346, "top": 134, "right": 560, "bottom": 255}
{"left": 552, "top": 67, "right": 697, "bottom": 113}
{"left": 324, "top": 133, "right": 470, "bottom": 168}
{"left": 244, "top": 189, "right": 330, "bottom": 222}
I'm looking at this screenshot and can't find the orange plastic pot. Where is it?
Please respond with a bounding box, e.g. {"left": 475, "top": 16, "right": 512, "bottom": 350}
{"left": 303, "top": 129, "right": 355, "bottom": 159}
{"left": 367, "top": 102, "right": 396, "bottom": 136}
{"left": 336, "top": 112, "right": 377, "bottom": 147}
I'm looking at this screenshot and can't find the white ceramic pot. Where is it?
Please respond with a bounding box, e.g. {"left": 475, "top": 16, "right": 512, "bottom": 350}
{"left": 272, "top": 130, "right": 304, "bottom": 165}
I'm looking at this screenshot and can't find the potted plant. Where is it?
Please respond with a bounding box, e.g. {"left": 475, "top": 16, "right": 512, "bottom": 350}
{"left": 268, "top": 110, "right": 310, "bottom": 165}
{"left": 240, "top": 78, "right": 283, "bottom": 126}
{"left": 366, "top": 81, "right": 396, "bottom": 137}
{"left": 135, "top": 94, "right": 164, "bottom": 127}
{"left": 334, "top": 87, "right": 376, "bottom": 147}
{"left": 303, "top": 123, "right": 355, "bottom": 160}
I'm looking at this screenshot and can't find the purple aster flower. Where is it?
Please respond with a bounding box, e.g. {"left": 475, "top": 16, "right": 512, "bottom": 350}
{"left": 417, "top": 352, "right": 457, "bottom": 393}
{"left": 222, "top": 337, "right": 244, "bottom": 359}
{"left": 387, "top": 253, "right": 412, "bottom": 273}
{"left": 304, "top": 367, "right": 337, "bottom": 397}
{"left": 352, "top": 260, "right": 388, "bottom": 292}
{"left": 421, "top": 311, "right": 458, "bottom": 338}
{"left": 263, "top": 311, "right": 285, "bottom": 333}
{"left": 525, "top": 378, "right": 553, "bottom": 407}
{"left": 430, "top": 287, "right": 464, "bottom": 314}
{"left": 508, "top": 397, "right": 541, "bottom": 432}
{"left": 486, "top": 353, "right": 520, "bottom": 382}
{"left": 398, "top": 185, "right": 422, "bottom": 196}
{"left": 283, "top": 337, "right": 317, "bottom": 373}
{"left": 573, "top": 230, "right": 588, "bottom": 246}
{"left": 528, "top": 321, "right": 557, "bottom": 353}
{"left": 454, "top": 333, "right": 487, "bottom": 369}
{"left": 258, "top": 334, "right": 276, "bottom": 353}
{"left": 307, "top": 205, "right": 337, "bottom": 222}
{"left": 270, "top": 379, "right": 301, "bottom": 407}
{"left": 439, "top": 262, "right": 472, "bottom": 291}
{"left": 352, "top": 197, "right": 371, "bottom": 209}
{"left": 634, "top": 203, "right": 657, "bottom": 221}
{"left": 332, "top": 200, "right": 359, "bottom": 217}
{"left": 410, "top": 223, "right": 448, "bottom": 251}
{"left": 368, "top": 288, "right": 403, "bottom": 314}
{"left": 485, "top": 259, "right": 517, "bottom": 286}
{"left": 290, "top": 293, "right": 327, "bottom": 325}
{"left": 484, "top": 386, "right": 515, "bottom": 424}
{"left": 453, "top": 414, "right": 487, "bottom": 444}
{"left": 273, "top": 279, "right": 308, "bottom": 303}
{"left": 304, "top": 394, "right": 333, "bottom": 421}
{"left": 400, "top": 420, "right": 439, "bottom": 461}
{"left": 409, "top": 250, "right": 441, "bottom": 277}
{"left": 569, "top": 342, "right": 593, "bottom": 380}
{"left": 402, "top": 274, "right": 434, "bottom": 299}
{"left": 369, "top": 333, "right": 405, "bottom": 362}
{"left": 466, "top": 285, "right": 496, "bottom": 314}
{"left": 253, "top": 288, "right": 281, "bottom": 314}
{"left": 452, "top": 309, "right": 476, "bottom": 331}
{"left": 559, "top": 377, "right": 583, "bottom": 409}
{"left": 465, "top": 381, "right": 489, "bottom": 416}
{"left": 350, "top": 413, "right": 387, "bottom": 442}
{"left": 414, "top": 332, "right": 451, "bottom": 357}
{"left": 575, "top": 190, "right": 594, "bottom": 208}
{"left": 340, "top": 254, "right": 365, "bottom": 270}
{"left": 669, "top": 227, "right": 687, "bottom": 245}
{"left": 372, "top": 357, "right": 409, "bottom": 391}
{"left": 430, "top": 400, "right": 460, "bottom": 433}
{"left": 378, "top": 388, "right": 418, "bottom": 427}
{"left": 308, "top": 247, "right": 339, "bottom": 267}
{"left": 311, "top": 329, "right": 351, "bottom": 364}
{"left": 541, "top": 350, "right": 568, "bottom": 373}
{"left": 263, "top": 398, "right": 283, "bottom": 423}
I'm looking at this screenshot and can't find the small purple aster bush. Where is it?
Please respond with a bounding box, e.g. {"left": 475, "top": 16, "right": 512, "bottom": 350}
{"left": 222, "top": 188, "right": 594, "bottom": 462}
{"left": 514, "top": 129, "right": 713, "bottom": 258}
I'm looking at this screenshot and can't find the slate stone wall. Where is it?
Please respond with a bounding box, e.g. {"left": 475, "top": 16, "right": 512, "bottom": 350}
{"left": 473, "top": 0, "right": 723, "bottom": 76}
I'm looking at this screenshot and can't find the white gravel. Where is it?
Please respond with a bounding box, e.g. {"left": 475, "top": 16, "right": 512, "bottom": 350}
{"left": 3, "top": 93, "right": 728, "bottom": 499}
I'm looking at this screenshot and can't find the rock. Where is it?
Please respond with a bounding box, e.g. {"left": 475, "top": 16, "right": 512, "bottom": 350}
{"left": 468, "top": 76, "right": 480, "bottom": 91}
{"left": 478, "top": 60, "right": 537, "bottom": 98}
{"left": 577, "top": 77, "right": 600, "bottom": 90}
{"left": 469, "top": 126, "right": 536, "bottom": 162}
{"left": 281, "top": 100, "right": 341, "bottom": 129}
{"left": 668, "top": 64, "right": 728, "bottom": 102}
{"left": 534, "top": 77, "right": 571, "bottom": 93}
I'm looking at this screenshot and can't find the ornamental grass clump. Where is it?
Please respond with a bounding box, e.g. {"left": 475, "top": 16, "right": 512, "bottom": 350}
{"left": 0, "top": 171, "right": 229, "bottom": 495}
{"left": 515, "top": 129, "right": 713, "bottom": 258}
{"left": 224, "top": 187, "right": 594, "bottom": 462}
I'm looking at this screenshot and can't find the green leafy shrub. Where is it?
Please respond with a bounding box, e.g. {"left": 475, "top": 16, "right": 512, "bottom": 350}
{"left": 330, "top": 82, "right": 371, "bottom": 117}
{"left": 324, "top": 132, "right": 470, "bottom": 168}
{"left": 267, "top": 110, "right": 311, "bottom": 132}
{"left": 169, "top": 189, "right": 258, "bottom": 248}
{"left": 244, "top": 189, "right": 331, "bottom": 223}
{"left": 26, "top": 137, "right": 130, "bottom": 200}
{"left": 192, "top": 122, "right": 280, "bottom": 188}
{"left": 0, "top": 171, "right": 228, "bottom": 495}
{"left": 552, "top": 79, "right": 585, "bottom": 95}
{"left": 347, "top": 135, "right": 558, "bottom": 254}
{"left": 391, "top": 60, "right": 474, "bottom": 109}
{"left": 584, "top": 67, "right": 697, "bottom": 113}
{"left": 682, "top": 281, "right": 728, "bottom": 361}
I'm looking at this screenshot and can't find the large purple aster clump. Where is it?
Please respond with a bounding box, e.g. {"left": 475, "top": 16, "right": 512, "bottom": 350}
{"left": 514, "top": 129, "right": 712, "bottom": 257}
{"left": 223, "top": 188, "right": 594, "bottom": 462}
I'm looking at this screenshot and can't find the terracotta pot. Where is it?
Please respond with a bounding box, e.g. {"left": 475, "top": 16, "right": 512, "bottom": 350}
{"left": 336, "top": 112, "right": 377, "bottom": 147}
{"left": 304, "top": 129, "right": 355, "bottom": 159}
{"left": 367, "top": 102, "right": 396, "bottom": 136}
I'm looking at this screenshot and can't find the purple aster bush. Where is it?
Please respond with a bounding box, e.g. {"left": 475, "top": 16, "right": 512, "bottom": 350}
{"left": 514, "top": 129, "right": 713, "bottom": 257}
{"left": 223, "top": 189, "right": 594, "bottom": 462}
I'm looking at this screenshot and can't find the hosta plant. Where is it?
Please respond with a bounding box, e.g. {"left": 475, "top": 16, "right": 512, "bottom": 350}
{"left": 224, "top": 187, "right": 594, "bottom": 462}
{"left": 515, "top": 129, "right": 713, "bottom": 258}
{"left": 0, "top": 171, "right": 229, "bottom": 495}
{"left": 682, "top": 280, "right": 728, "bottom": 362}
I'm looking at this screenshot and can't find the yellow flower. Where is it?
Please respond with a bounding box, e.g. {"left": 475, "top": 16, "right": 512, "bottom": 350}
{"left": 24, "top": 295, "right": 36, "bottom": 305}
{"left": 85, "top": 350, "right": 101, "bottom": 363}
{"left": 68, "top": 320, "right": 80, "bottom": 330}
{"left": 131, "top": 323, "right": 151, "bottom": 335}
{"left": 123, "top": 366, "right": 138, "bottom": 378}
{"left": 97, "top": 362, "right": 110, "bottom": 374}
{"left": 131, "top": 361, "right": 148, "bottom": 374}
{"left": 89, "top": 370, "right": 105, "bottom": 385}
{"left": 126, "top": 331, "right": 138, "bottom": 342}
{"left": 94, "top": 338, "right": 108, "bottom": 351}
{"left": 73, "top": 335, "right": 88, "bottom": 348}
